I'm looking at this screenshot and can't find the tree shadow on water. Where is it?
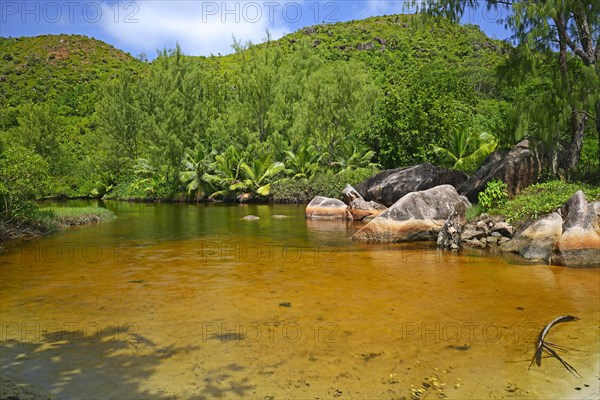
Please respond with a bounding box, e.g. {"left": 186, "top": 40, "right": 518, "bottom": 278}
{"left": 0, "top": 325, "right": 199, "bottom": 399}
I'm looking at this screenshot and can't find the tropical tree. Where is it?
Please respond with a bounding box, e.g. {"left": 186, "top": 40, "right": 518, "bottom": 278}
{"left": 179, "top": 144, "right": 217, "bottom": 201}
{"left": 204, "top": 146, "right": 247, "bottom": 200}
{"left": 16, "top": 102, "right": 64, "bottom": 175}
{"left": 0, "top": 143, "right": 49, "bottom": 220}
{"left": 294, "top": 60, "right": 377, "bottom": 166}
{"left": 284, "top": 140, "right": 322, "bottom": 179}
{"left": 412, "top": 0, "right": 600, "bottom": 168}
{"left": 95, "top": 71, "right": 140, "bottom": 176}
{"left": 235, "top": 154, "right": 285, "bottom": 199}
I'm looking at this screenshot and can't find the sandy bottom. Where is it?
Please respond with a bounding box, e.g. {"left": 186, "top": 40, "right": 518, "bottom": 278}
{"left": 1, "top": 204, "right": 598, "bottom": 399}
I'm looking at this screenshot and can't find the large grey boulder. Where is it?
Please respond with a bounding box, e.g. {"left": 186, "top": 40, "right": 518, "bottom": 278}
{"left": 459, "top": 140, "right": 542, "bottom": 202}
{"left": 305, "top": 196, "right": 353, "bottom": 220}
{"left": 354, "top": 163, "right": 468, "bottom": 207}
{"left": 500, "top": 212, "right": 563, "bottom": 262}
{"left": 553, "top": 191, "right": 600, "bottom": 267}
{"left": 352, "top": 185, "right": 467, "bottom": 242}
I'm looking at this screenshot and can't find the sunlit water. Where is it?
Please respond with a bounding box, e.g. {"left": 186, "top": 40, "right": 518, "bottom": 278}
{"left": 1, "top": 201, "right": 598, "bottom": 399}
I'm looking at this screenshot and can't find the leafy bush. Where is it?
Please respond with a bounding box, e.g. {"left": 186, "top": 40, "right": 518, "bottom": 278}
{"left": 489, "top": 180, "right": 600, "bottom": 223}
{"left": 0, "top": 143, "right": 50, "bottom": 220}
{"left": 270, "top": 167, "right": 378, "bottom": 203}
{"left": 478, "top": 179, "right": 508, "bottom": 210}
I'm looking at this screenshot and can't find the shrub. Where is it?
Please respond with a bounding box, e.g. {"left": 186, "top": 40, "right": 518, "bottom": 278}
{"left": 477, "top": 179, "right": 508, "bottom": 210}
{"left": 0, "top": 143, "right": 50, "bottom": 220}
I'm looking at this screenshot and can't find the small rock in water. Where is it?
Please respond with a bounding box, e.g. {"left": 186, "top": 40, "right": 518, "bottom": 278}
{"left": 243, "top": 215, "right": 260, "bottom": 220}
{"left": 271, "top": 214, "right": 289, "bottom": 219}
{"left": 465, "top": 239, "right": 486, "bottom": 249}
{"left": 487, "top": 236, "right": 499, "bottom": 244}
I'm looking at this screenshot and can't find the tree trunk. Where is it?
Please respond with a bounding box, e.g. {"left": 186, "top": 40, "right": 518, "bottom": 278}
{"left": 561, "top": 109, "right": 588, "bottom": 170}
{"left": 597, "top": 100, "right": 600, "bottom": 163}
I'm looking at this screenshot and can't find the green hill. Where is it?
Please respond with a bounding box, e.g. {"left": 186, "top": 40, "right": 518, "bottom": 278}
{"left": 0, "top": 34, "right": 141, "bottom": 127}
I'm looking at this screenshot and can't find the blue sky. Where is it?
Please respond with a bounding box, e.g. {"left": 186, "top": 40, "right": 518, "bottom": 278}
{"left": 1, "top": 1, "right": 512, "bottom": 58}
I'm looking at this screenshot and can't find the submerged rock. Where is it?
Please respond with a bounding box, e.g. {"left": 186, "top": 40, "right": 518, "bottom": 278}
{"left": 352, "top": 185, "right": 466, "bottom": 242}
{"left": 243, "top": 215, "right": 260, "bottom": 220}
{"left": 305, "top": 196, "right": 353, "bottom": 220}
{"left": 553, "top": 191, "right": 600, "bottom": 267}
{"left": 354, "top": 163, "right": 468, "bottom": 207}
{"left": 500, "top": 213, "right": 563, "bottom": 262}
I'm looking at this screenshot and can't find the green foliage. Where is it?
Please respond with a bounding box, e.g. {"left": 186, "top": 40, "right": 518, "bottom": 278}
{"left": 414, "top": 0, "right": 600, "bottom": 170}
{"left": 568, "top": 136, "right": 600, "bottom": 184}
{"left": 36, "top": 206, "right": 115, "bottom": 231}
{"left": 0, "top": 143, "right": 50, "bottom": 220}
{"left": 477, "top": 179, "right": 508, "bottom": 210}
{"left": 489, "top": 180, "right": 600, "bottom": 223}
{"left": 284, "top": 140, "right": 322, "bottom": 179}
{"left": 4, "top": 14, "right": 583, "bottom": 206}
{"left": 433, "top": 128, "right": 498, "bottom": 173}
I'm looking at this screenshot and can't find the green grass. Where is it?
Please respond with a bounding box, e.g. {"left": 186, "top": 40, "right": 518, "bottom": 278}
{"left": 36, "top": 207, "right": 116, "bottom": 230}
{"left": 489, "top": 180, "right": 600, "bottom": 224}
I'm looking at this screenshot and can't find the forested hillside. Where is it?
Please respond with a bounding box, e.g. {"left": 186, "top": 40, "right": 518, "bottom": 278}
{"left": 1, "top": 14, "right": 598, "bottom": 218}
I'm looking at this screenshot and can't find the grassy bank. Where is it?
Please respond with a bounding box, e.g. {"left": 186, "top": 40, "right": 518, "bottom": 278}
{"left": 484, "top": 180, "right": 600, "bottom": 224}
{"left": 0, "top": 207, "right": 115, "bottom": 242}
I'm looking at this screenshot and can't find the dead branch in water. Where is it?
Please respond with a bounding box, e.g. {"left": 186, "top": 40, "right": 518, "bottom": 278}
{"left": 529, "top": 315, "right": 581, "bottom": 377}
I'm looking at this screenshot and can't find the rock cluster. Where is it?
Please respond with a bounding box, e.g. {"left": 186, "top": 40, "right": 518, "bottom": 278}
{"left": 305, "top": 185, "right": 387, "bottom": 221}
{"left": 352, "top": 185, "right": 468, "bottom": 242}
{"left": 500, "top": 191, "right": 600, "bottom": 267}
{"left": 437, "top": 210, "right": 463, "bottom": 250}
{"left": 304, "top": 166, "right": 598, "bottom": 267}
{"left": 354, "top": 163, "right": 468, "bottom": 207}
{"left": 461, "top": 213, "right": 513, "bottom": 248}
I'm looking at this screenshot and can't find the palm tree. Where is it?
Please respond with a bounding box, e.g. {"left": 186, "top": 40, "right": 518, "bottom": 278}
{"left": 236, "top": 154, "right": 285, "bottom": 198}
{"left": 433, "top": 127, "right": 498, "bottom": 173}
{"left": 205, "top": 146, "right": 285, "bottom": 201}
{"left": 332, "top": 142, "right": 380, "bottom": 174}
{"left": 179, "top": 144, "right": 216, "bottom": 201}
{"left": 284, "top": 140, "right": 322, "bottom": 179}
{"left": 204, "top": 146, "right": 246, "bottom": 200}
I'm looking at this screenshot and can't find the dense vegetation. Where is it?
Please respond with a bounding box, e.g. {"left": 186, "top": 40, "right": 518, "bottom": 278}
{"left": 1, "top": 12, "right": 598, "bottom": 237}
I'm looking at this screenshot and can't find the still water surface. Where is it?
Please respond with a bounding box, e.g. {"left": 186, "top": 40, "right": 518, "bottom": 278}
{"left": 1, "top": 201, "right": 598, "bottom": 399}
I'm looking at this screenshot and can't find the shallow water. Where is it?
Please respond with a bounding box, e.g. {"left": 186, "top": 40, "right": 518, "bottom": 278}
{"left": 1, "top": 201, "right": 598, "bottom": 399}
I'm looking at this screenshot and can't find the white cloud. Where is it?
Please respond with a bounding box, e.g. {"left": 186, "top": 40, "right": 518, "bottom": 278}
{"left": 358, "top": 0, "right": 407, "bottom": 19}
{"left": 98, "top": 1, "right": 291, "bottom": 57}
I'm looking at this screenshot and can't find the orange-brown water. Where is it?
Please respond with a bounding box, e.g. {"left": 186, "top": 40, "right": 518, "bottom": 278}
{"left": 1, "top": 202, "right": 598, "bottom": 399}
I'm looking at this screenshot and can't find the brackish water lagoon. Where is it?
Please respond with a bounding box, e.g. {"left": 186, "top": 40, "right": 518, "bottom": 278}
{"left": 1, "top": 201, "right": 598, "bottom": 399}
